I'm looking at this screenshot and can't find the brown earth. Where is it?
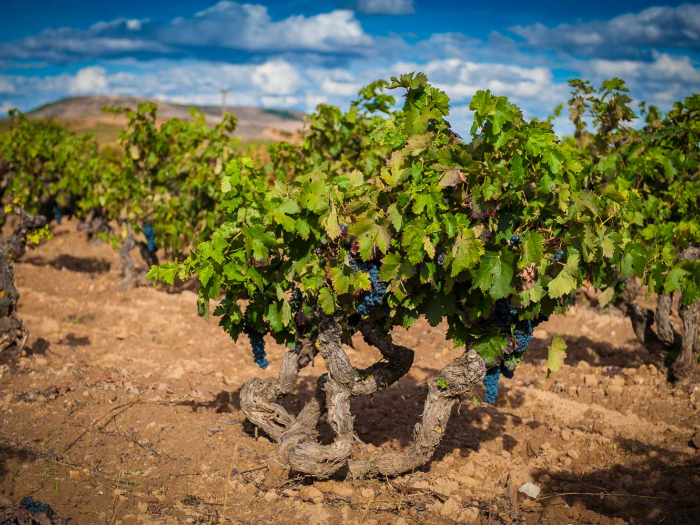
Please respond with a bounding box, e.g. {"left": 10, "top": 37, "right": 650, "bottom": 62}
{"left": 1, "top": 219, "right": 699, "bottom": 524}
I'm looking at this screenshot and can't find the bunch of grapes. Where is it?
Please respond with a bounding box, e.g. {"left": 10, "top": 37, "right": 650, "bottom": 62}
{"left": 501, "top": 363, "right": 515, "bottom": 378}
{"left": 349, "top": 256, "right": 387, "bottom": 316}
{"left": 143, "top": 223, "right": 156, "bottom": 253}
{"left": 491, "top": 298, "right": 518, "bottom": 331}
{"left": 510, "top": 235, "right": 521, "bottom": 246}
{"left": 290, "top": 287, "right": 303, "bottom": 311}
{"left": 480, "top": 298, "right": 551, "bottom": 403}
{"left": 52, "top": 204, "right": 63, "bottom": 225}
{"left": 513, "top": 319, "right": 534, "bottom": 353}
{"left": 551, "top": 249, "right": 564, "bottom": 262}
{"left": 437, "top": 252, "right": 446, "bottom": 266}
{"left": 483, "top": 367, "right": 501, "bottom": 404}
{"left": 243, "top": 323, "right": 268, "bottom": 369}
{"left": 20, "top": 496, "right": 55, "bottom": 518}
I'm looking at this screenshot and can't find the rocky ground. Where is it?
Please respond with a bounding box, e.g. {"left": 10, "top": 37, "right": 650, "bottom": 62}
{"left": 1, "top": 219, "right": 699, "bottom": 524}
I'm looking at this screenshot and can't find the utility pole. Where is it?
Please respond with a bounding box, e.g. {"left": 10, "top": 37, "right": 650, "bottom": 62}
{"left": 221, "top": 88, "right": 228, "bottom": 120}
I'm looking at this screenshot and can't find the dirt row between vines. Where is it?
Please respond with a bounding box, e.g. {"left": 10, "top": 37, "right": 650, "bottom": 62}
{"left": 1, "top": 219, "right": 699, "bottom": 524}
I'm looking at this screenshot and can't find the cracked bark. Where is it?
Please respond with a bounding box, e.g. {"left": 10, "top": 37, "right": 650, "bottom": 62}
{"left": 286, "top": 315, "right": 355, "bottom": 478}
{"left": 614, "top": 278, "right": 670, "bottom": 355}
{"left": 348, "top": 349, "right": 485, "bottom": 479}
{"left": 78, "top": 207, "right": 111, "bottom": 245}
{"left": 239, "top": 319, "right": 486, "bottom": 479}
{"left": 118, "top": 226, "right": 138, "bottom": 288}
{"left": 615, "top": 246, "right": 700, "bottom": 378}
{"left": 0, "top": 206, "right": 46, "bottom": 354}
{"left": 239, "top": 338, "right": 318, "bottom": 441}
{"left": 655, "top": 293, "right": 676, "bottom": 347}
{"left": 671, "top": 295, "right": 700, "bottom": 379}
{"left": 275, "top": 320, "right": 414, "bottom": 462}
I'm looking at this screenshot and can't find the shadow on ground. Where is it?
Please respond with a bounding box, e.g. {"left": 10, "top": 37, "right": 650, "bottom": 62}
{"left": 25, "top": 254, "right": 111, "bottom": 274}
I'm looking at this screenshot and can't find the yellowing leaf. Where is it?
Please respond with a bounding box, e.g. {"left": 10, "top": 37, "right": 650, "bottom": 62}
{"left": 546, "top": 335, "right": 567, "bottom": 378}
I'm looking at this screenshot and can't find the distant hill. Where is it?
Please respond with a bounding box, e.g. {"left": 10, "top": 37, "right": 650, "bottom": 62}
{"left": 4, "top": 95, "right": 305, "bottom": 143}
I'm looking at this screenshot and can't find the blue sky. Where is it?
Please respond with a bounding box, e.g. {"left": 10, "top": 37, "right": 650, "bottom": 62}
{"left": 1, "top": 0, "right": 700, "bottom": 135}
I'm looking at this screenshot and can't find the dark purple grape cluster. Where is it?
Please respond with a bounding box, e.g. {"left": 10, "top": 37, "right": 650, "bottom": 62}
{"left": 514, "top": 319, "right": 534, "bottom": 353}
{"left": 437, "top": 252, "right": 446, "bottom": 266}
{"left": 143, "top": 223, "right": 156, "bottom": 253}
{"left": 480, "top": 298, "right": 551, "bottom": 402}
{"left": 501, "top": 365, "right": 515, "bottom": 379}
{"left": 552, "top": 249, "right": 564, "bottom": 262}
{"left": 492, "top": 298, "right": 518, "bottom": 331}
{"left": 20, "top": 496, "right": 55, "bottom": 518}
{"left": 483, "top": 366, "right": 501, "bottom": 404}
{"left": 510, "top": 235, "right": 521, "bottom": 246}
{"left": 349, "top": 256, "right": 386, "bottom": 316}
{"left": 243, "top": 323, "right": 268, "bottom": 369}
{"left": 52, "top": 204, "right": 63, "bottom": 226}
{"left": 290, "top": 287, "right": 303, "bottom": 311}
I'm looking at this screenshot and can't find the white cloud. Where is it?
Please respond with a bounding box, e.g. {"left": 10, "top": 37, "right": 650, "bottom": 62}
{"left": 365, "top": 58, "right": 568, "bottom": 106}
{"left": 0, "top": 3, "right": 373, "bottom": 64}
{"left": 251, "top": 60, "right": 303, "bottom": 95}
{"left": 511, "top": 4, "right": 700, "bottom": 59}
{"left": 159, "top": 2, "right": 373, "bottom": 53}
{"left": 353, "top": 0, "right": 415, "bottom": 15}
{"left": 0, "top": 76, "right": 15, "bottom": 94}
{"left": 589, "top": 53, "right": 700, "bottom": 83}
{"left": 0, "top": 101, "right": 16, "bottom": 115}
{"left": 69, "top": 66, "right": 108, "bottom": 94}
{"left": 320, "top": 78, "right": 363, "bottom": 97}
{"left": 0, "top": 19, "right": 172, "bottom": 63}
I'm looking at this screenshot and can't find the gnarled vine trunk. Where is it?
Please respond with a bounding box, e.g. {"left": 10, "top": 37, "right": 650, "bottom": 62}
{"left": 0, "top": 206, "right": 46, "bottom": 355}
{"left": 118, "top": 224, "right": 160, "bottom": 288}
{"left": 348, "top": 349, "right": 484, "bottom": 478}
{"left": 78, "top": 207, "right": 111, "bottom": 245}
{"left": 239, "top": 315, "right": 485, "bottom": 479}
{"left": 138, "top": 241, "right": 159, "bottom": 269}
{"left": 672, "top": 299, "right": 700, "bottom": 378}
{"left": 240, "top": 338, "right": 318, "bottom": 441}
{"left": 615, "top": 246, "right": 700, "bottom": 379}
{"left": 118, "top": 226, "right": 138, "bottom": 288}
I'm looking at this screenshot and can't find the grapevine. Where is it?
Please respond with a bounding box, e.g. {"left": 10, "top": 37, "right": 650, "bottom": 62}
{"left": 567, "top": 78, "right": 700, "bottom": 377}
{"left": 2, "top": 66, "right": 695, "bottom": 481}
{"left": 149, "top": 72, "right": 636, "bottom": 478}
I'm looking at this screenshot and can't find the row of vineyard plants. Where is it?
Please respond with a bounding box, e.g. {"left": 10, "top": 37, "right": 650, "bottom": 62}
{"left": 1, "top": 73, "right": 699, "bottom": 477}
{"left": 0, "top": 105, "right": 241, "bottom": 352}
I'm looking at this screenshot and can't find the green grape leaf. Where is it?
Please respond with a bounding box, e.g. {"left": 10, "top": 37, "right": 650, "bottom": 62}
{"left": 546, "top": 335, "right": 568, "bottom": 378}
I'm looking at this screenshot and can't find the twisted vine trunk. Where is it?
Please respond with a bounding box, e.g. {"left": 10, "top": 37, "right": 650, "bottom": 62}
{"left": 672, "top": 298, "right": 700, "bottom": 379}
{"left": 656, "top": 292, "right": 676, "bottom": 347}
{"left": 348, "top": 349, "right": 484, "bottom": 478}
{"left": 118, "top": 226, "right": 137, "bottom": 288}
{"left": 276, "top": 320, "right": 415, "bottom": 469}
{"left": 0, "top": 206, "right": 46, "bottom": 355}
{"left": 616, "top": 246, "right": 700, "bottom": 379}
{"left": 78, "top": 207, "right": 111, "bottom": 244}
{"left": 238, "top": 315, "right": 487, "bottom": 479}
{"left": 286, "top": 316, "right": 356, "bottom": 477}
{"left": 239, "top": 338, "right": 318, "bottom": 441}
